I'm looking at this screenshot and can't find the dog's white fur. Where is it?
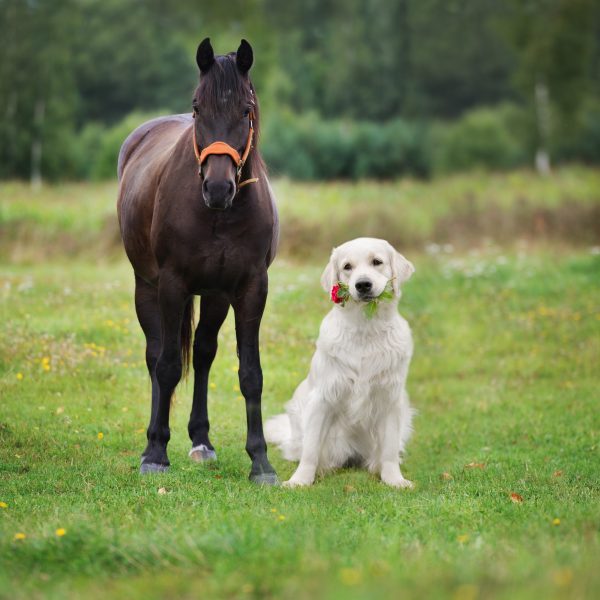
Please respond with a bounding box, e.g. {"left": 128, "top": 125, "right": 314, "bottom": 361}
{"left": 265, "top": 237, "right": 415, "bottom": 488}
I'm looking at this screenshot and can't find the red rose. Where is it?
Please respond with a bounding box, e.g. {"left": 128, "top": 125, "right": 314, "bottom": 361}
{"left": 331, "top": 284, "right": 342, "bottom": 303}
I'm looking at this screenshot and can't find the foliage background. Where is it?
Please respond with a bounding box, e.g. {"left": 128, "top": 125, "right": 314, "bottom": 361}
{"left": 1, "top": 0, "right": 599, "bottom": 181}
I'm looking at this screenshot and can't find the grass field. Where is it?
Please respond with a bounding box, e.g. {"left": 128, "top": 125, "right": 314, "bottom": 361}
{"left": 1, "top": 173, "right": 599, "bottom": 599}
{"left": 1, "top": 167, "right": 599, "bottom": 261}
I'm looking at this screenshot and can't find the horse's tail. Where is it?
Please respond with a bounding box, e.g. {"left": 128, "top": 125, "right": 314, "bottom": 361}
{"left": 181, "top": 297, "right": 195, "bottom": 378}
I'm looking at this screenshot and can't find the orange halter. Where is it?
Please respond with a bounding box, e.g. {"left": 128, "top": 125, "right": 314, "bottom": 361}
{"left": 192, "top": 110, "right": 259, "bottom": 190}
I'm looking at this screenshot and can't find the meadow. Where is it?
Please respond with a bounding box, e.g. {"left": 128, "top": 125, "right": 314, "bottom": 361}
{"left": 1, "top": 170, "right": 599, "bottom": 599}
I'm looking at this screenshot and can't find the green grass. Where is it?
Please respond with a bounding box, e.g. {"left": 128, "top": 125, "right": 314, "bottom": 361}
{"left": 1, "top": 245, "right": 599, "bottom": 599}
{"left": 1, "top": 166, "right": 599, "bottom": 261}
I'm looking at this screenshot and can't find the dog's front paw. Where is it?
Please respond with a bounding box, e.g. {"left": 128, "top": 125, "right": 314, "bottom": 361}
{"left": 283, "top": 478, "right": 311, "bottom": 488}
{"left": 283, "top": 468, "right": 315, "bottom": 488}
{"left": 380, "top": 463, "right": 413, "bottom": 489}
{"left": 382, "top": 475, "right": 414, "bottom": 489}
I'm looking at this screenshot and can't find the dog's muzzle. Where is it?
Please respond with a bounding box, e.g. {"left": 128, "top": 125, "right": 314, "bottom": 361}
{"left": 355, "top": 279, "right": 374, "bottom": 299}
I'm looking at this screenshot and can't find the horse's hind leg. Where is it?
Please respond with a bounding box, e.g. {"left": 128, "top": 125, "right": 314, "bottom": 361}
{"left": 188, "top": 294, "right": 230, "bottom": 462}
{"left": 134, "top": 275, "right": 166, "bottom": 473}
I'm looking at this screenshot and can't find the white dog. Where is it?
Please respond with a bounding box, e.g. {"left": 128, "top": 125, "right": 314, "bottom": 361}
{"left": 265, "top": 237, "right": 415, "bottom": 488}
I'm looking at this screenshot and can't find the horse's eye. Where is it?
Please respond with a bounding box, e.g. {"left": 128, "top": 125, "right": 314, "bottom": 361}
{"left": 372, "top": 258, "right": 383, "bottom": 266}
{"left": 242, "top": 108, "right": 250, "bottom": 118}
{"left": 343, "top": 263, "right": 352, "bottom": 271}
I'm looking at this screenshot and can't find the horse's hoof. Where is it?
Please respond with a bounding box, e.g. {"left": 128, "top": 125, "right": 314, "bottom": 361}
{"left": 189, "top": 444, "right": 217, "bottom": 463}
{"left": 140, "top": 462, "right": 169, "bottom": 474}
{"left": 249, "top": 471, "right": 280, "bottom": 486}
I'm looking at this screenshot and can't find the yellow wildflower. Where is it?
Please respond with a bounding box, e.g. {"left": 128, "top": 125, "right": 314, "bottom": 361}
{"left": 552, "top": 568, "right": 573, "bottom": 587}
{"left": 16, "top": 372, "right": 23, "bottom": 380}
{"left": 13, "top": 532, "right": 26, "bottom": 541}
{"left": 339, "top": 567, "right": 362, "bottom": 586}
{"left": 553, "top": 518, "right": 561, "bottom": 526}
{"left": 209, "top": 382, "right": 216, "bottom": 390}
{"left": 453, "top": 584, "right": 479, "bottom": 600}
{"left": 0, "top": 502, "right": 7, "bottom": 509}
{"left": 457, "top": 534, "right": 469, "bottom": 544}
{"left": 97, "top": 432, "right": 104, "bottom": 440}
{"left": 55, "top": 528, "right": 66, "bottom": 537}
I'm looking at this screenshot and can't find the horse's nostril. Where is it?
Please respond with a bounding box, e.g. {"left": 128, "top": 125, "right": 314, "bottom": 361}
{"left": 204, "top": 179, "right": 235, "bottom": 199}
{"left": 355, "top": 279, "right": 373, "bottom": 293}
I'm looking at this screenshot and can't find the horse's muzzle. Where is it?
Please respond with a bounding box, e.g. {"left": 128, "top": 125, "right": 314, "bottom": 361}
{"left": 202, "top": 179, "right": 235, "bottom": 210}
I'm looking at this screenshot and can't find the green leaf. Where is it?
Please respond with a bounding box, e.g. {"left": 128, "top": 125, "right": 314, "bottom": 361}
{"left": 364, "top": 300, "right": 378, "bottom": 319}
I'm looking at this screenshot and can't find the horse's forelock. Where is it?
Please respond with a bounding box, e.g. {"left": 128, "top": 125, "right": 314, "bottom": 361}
{"left": 196, "top": 55, "right": 252, "bottom": 117}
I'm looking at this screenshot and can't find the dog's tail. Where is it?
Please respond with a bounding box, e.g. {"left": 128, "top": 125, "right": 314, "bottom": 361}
{"left": 264, "top": 413, "right": 291, "bottom": 446}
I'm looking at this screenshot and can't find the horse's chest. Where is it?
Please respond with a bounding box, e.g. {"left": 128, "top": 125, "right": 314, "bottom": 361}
{"left": 185, "top": 244, "right": 259, "bottom": 292}
{"left": 154, "top": 207, "right": 272, "bottom": 292}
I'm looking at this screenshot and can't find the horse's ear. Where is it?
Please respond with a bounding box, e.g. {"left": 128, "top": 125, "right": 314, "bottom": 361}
{"left": 236, "top": 39, "right": 253, "bottom": 74}
{"left": 196, "top": 37, "right": 215, "bottom": 73}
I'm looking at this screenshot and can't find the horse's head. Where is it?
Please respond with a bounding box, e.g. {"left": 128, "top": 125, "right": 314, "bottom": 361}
{"left": 193, "top": 38, "right": 257, "bottom": 210}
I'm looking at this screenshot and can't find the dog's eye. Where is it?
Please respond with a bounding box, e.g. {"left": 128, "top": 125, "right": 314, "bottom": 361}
{"left": 343, "top": 263, "right": 352, "bottom": 271}
{"left": 372, "top": 258, "right": 383, "bottom": 266}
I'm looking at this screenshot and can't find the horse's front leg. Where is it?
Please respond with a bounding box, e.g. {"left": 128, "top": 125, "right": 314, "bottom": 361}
{"left": 232, "top": 271, "right": 279, "bottom": 485}
{"left": 141, "top": 274, "right": 188, "bottom": 473}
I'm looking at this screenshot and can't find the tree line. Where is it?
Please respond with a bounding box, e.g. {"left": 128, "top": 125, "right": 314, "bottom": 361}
{"left": 0, "top": 0, "right": 598, "bottom": 181}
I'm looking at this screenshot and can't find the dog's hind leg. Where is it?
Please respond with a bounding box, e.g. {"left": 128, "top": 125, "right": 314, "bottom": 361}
{"left": 398, "top": 388, "right": 415, "bottom": 454}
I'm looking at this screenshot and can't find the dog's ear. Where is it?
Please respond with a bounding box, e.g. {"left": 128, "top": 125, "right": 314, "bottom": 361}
{"left": 390, "top": 245, "right": 415, "bottom": 295}
{"left": 320, "top": 248, "right": 338, "bottom": 293}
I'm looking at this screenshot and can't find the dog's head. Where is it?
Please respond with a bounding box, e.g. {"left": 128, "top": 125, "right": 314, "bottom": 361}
{"left": 320, "top": 238, "right": 414, "bottom": 302}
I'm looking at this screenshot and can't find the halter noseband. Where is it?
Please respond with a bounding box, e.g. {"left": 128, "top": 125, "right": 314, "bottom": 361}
{"left": 192, "top": 110, "right": 259, "bottom": 191}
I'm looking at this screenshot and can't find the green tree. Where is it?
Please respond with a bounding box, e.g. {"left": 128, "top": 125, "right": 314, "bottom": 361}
{"left": 0, "top": 0, "right": 79, "bottom": 181}
{"left": 500, "top": 0, "right": 599, "bottom": 169}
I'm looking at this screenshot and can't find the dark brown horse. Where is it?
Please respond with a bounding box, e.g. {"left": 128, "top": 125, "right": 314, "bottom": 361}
{"left": 117, "top": 38, "right": 279, "bottom": 484}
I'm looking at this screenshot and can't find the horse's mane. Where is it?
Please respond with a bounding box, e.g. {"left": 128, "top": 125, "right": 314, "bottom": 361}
{"left": 196, "top": 54, "right": 266, "bottom": 179}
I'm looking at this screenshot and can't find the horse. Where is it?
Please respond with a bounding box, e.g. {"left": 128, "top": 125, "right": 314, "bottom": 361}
{"left": 116, "top": 38, "right": 279, "bottom": 485}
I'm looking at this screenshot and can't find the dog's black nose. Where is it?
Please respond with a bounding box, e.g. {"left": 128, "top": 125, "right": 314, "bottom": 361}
{"left": 355, "top": 279, "right": 372, "bottom": 294}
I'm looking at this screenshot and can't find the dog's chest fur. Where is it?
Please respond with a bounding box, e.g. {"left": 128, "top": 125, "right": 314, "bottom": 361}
{"left": 316, "top": 307, "right": 412, "bottom": 415}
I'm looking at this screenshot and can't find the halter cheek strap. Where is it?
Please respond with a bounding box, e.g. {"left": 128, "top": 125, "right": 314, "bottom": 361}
{"left": 192, "top": 111, "right": 259, "bottom": 191}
